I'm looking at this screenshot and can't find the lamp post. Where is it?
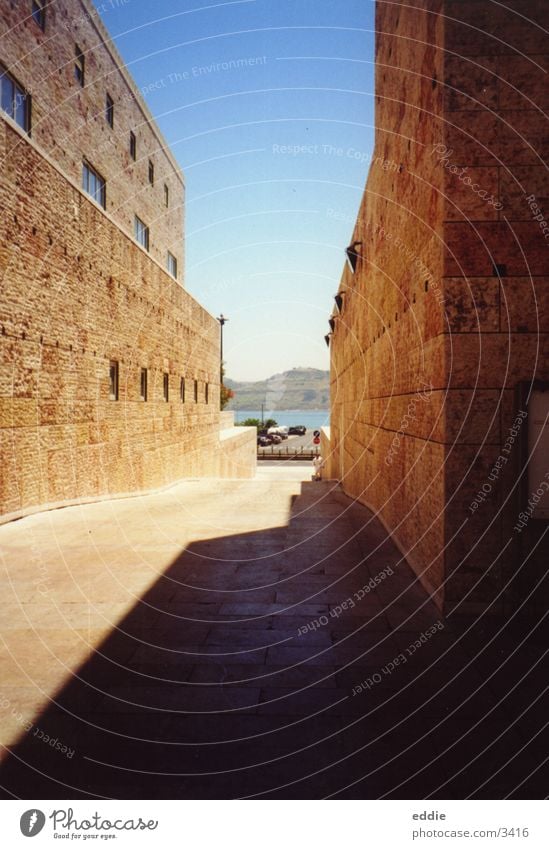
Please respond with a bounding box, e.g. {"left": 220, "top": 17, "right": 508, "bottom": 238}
{"left": 217, "top": 314, "right": 228, "bottom": 385}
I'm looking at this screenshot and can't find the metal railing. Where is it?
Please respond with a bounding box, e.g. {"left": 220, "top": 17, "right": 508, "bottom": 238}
{"left": 257, "top": 445, "right": 320, "bottom": 460}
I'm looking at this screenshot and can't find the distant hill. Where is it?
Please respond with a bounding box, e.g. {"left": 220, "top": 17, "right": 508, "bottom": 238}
{"left": 226, "top": 368, "right": 329, "bottom": 411}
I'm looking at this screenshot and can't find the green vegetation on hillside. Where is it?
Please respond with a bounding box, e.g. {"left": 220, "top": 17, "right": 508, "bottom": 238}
{"left": 226, "top": 368, "right": 329, "bottom": 411}
{"left": 236, "top": 418, "right": 278, "bottom": 428}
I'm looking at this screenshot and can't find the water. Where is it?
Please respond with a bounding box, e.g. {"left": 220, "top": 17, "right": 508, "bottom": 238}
{"left": 232, "top": 409, "right": 329, "bottom": 430}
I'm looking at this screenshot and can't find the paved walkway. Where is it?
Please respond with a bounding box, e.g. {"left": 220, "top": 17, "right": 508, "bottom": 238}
{"left": 0, "top": 468, "right": 546, "bottom": 798}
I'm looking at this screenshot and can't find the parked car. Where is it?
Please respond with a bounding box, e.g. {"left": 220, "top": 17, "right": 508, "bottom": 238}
{"left": 289, "top": 425, "right": 307, "bottom": 435}
{"left": 257, "top": 436, "right": 271, "bottom": 447}
{"left": 268, "top": 427, "right": 288, "bottom": 440}
{"left": 269, "top": 434, "right": 283, "bottom": 444}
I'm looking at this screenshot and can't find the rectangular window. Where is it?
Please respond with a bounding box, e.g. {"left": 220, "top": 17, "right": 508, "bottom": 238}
{"left": 167, "top": 252, "right": 177, "bottom": 278}
{"left": 106, "top": 93, "right": 114, "bottom": 128}
{"left": 32, "top": 0, "right": 45, "bottom": 30}
{"left": 82, "top": 161, "right": 106, "bottom": 209}
{"left": 75, "top": 44, "right": 85, "bottom": 87}
{"left": 129, "top": 131, "right": 136, "bottom": 161}
{"left": 194, "top": 379, "right": 198, "bottom": 403}
{"left": 163, "top": 373, "right": 169, "bottom": 402}
{"left": 134, "top": 215, "right": 149, "bottom": 251}
{"left": 140, "top": 367, "right": 148, "bottom": 401}
{"left": 0, "top": 66, "right": 30, "bottom": 133}
{"left": 180, "top": 377, "right": 185, "bottom": 402}
{"left": 164, "top": 184, "right": 169, "bottom": 207}
{"left": 109, "top": 361, "right": 119, "bottom": 401}
{"left": 205, "top": 383, "right": 209, "bottom": 405}
{"left": 148, "top": 159, "right": 154, "bottom": 186}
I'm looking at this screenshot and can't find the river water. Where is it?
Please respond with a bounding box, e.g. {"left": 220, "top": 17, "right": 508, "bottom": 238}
{"left": 232, "top": 409, "right": 329, "bottom": 429}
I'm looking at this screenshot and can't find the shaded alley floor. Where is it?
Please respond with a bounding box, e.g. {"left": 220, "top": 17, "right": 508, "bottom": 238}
{"left": 0, "top": 466, "right": 547, "bottom": 799}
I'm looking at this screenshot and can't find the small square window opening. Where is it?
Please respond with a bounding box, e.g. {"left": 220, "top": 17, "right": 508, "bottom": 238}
{"left": 106, "top": 93, "right": 114, "bottom": 128}
{"left": 109, "top": 360, "right": 119, "bottom": 401}
{"left": 75, "top": 44, "right": 85, "bottom": 87}
{"left": 32, "top": 0, "right": 45, "bottom": 30}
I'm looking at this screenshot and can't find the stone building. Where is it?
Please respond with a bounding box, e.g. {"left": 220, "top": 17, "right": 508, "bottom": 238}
{"left": 327, "top": 0, "right": 549, "bottom": 615}
{"left": 0, "top": 0, "right": 255, "bottom": 521}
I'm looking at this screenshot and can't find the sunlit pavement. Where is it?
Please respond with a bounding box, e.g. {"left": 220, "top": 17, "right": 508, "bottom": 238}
{"left": 0, "top": 470, "right": 547, "bottom": 799}
{"left": 255, "top": 460, "right": 315, "bottom": 480}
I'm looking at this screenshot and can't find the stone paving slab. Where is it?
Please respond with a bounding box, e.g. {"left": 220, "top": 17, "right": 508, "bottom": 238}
{"left": 188, "top": 664, "right": 339, "bottom": 688}
{"left": 0, "top": 474, "right": 546, "bottom": 798}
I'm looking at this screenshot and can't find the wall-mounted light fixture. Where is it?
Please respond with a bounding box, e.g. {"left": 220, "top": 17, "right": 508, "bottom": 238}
{"left": 328, "top": 317, "right": 336, "bottom": 333}
{"left": 324, "top": 333, "right": 332, "bottom": 347}
{"left": 345, "top": 241, "right": 362, "bottom": 272}
{"left": 334, "top": 293, "right": 344, "bottom": 312}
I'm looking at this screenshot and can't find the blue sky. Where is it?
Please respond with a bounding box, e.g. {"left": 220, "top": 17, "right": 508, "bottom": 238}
{"left": 97, "top": 0, "right": 376, "bottom": 381}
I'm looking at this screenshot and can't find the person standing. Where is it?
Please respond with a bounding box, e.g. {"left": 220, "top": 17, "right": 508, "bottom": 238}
{"left": 312, "top": 455, "right": 324, "bottom": 481}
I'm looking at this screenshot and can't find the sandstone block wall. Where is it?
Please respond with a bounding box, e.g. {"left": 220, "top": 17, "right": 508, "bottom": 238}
{"left": 320, "top": 427, "right": 334, "bottom": 479}
{"left": 441, "top": 0, "right": 549, "bottom": 613}
{"left": 330, "top": 0, "right": 549, "bottom": 613}
{"left": 0, "top": 118, "right": 221, "bottom": 521}
{"left": 330, "top": 0, "right": 448, "bottom": 605}
{"left": 0, "top": 0, "right": 247, "bottom": 522}
{"left": 219, "top": 411, "right": 236, "bottom": 429}
{"left": 0, "top": 0, "right": 184, "bottom": 277}
{"left": 218, "top": 426, "right": 257, "bottom": 479}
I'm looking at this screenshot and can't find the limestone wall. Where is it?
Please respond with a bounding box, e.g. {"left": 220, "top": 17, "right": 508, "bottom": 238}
{"left": 0, "top": 119, "right": 220, "bottom": 520}
{"left": 320, "top": 427, "right": 334, "bottom": 480}
{"left": 330, "top": 0, "right": 549, "bottom": 613}
{"left": 440, "top": 0, "right": 549, "bottom": 613}
{"left": 0, "top": 0, "right": 184, "bottom": 277}
{"left": 218, "top": 426, "right": 257, "bottom": 480}
{"left": 220, "top": 411, "right": 236, "bottom": 429}
{"left": 330, "top": 0, "right": 448, "bottom": 605}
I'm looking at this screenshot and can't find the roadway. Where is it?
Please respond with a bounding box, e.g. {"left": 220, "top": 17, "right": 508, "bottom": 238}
{"left": 258, "top": 430, "right": 321, "bottom": 457}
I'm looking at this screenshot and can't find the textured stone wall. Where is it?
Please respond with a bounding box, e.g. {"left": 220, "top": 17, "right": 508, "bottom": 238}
{"left": 219, "top": 411, "right": 236, "bottom": 429}
{"left": 0, "top": 118, "right": 221, "bottom": 520}
{"left": 0, "top": 0, "right": 184, "bottom": 277}
{"left": 330, "top": 0, "right": 447, "bottom": 605}
{"left": 219, "top": 426, "right": 257, "bottom": 479}
{"left": 441, "top": 0, "right": 549, "bottom": 613}
{"left": 330, "top": 0, "right": 549, "bottom": 613}
{"left": 0, "top": 0, "right": 255, "bottom": 522}
{"left": 320, "top": 427, "right": 333, "bottom": 480}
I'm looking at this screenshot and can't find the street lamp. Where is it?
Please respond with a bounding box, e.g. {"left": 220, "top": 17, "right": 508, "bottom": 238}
{"left": 217, "top": 314, "right": 228, "bottom": 384}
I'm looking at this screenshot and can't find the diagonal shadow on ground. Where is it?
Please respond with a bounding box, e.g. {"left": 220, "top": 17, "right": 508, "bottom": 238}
{"left": 0, "top": 481, "right": 547, "bottom": 799}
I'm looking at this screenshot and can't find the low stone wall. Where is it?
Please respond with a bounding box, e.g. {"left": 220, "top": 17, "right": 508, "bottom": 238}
{"left": 218, "top": 426, "right": 256, "bottom": 479}
{"left": 219, "top": 411, "right": 235, "bottom": 429}
{"left": 320, "top": 427, "right": 334, "bottom": 479}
